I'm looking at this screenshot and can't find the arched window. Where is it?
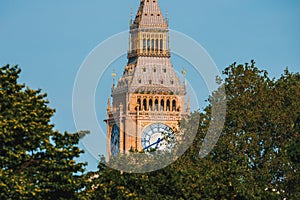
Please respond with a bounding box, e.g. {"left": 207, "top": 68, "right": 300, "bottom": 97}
{"left": 143, "top": 39, "right": 146, "bottom": 51}
{"left": 151, "top": 39, "right": 155, "bottom": 51}
{"left": 156, "top": 39, "right": 159, "bottom": 51}
{"left": 160, "top": 99, "right": 164, "bottom": 111}
{"left": 155, "top": 99, "right": 159, "bottom": 111}
{"left": 160, "top": 39, "right": 163, "bottom": 51}
{"left": 172, "top": 100, "right": 176, "bottom": 111}
{"left": 149, "top": 99, "right": 153, "bottom": 111}
{"left": 166, "top": 100, "right": 170, "bottom": 111}
{"left": 147, "top": 39, "right": 151, "bottom": 51}
{"left": 143, "top": 99, "right": 147, "bottom": 111}
{"left": 137, "top": 99, "right": 141, "bottom": 110}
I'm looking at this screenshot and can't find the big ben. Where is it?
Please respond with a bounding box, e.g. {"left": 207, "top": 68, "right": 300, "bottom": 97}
{"left": 105, "top": 0, "right": 189, "bottom": 159}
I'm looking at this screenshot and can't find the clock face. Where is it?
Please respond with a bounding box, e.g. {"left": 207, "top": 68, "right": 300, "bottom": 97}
{"left": 110, "top": 124, "right": 120, "bottom": 156}
{"left": 141, "top": 123, "right": 175, "bottom": 151}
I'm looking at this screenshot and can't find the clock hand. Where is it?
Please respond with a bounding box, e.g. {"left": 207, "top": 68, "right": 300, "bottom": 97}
{"left": 143, "top": 142, "right": 157, "bottom": 150}
{"left": 155, "top": 138, "right": 162, "bottom": 149}
{"left": 143, "top": 138, "right": 161, "bottom": 150}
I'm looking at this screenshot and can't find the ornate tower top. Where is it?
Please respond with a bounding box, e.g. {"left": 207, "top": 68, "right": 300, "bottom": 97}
{"left": 106, "top": 0, "right": 189, "bottom": 160}
{"left": 111, "top": 0, "right": 185, "bottom": 96}
{"left": 131, "top": 0, "right": 167, "bottom": 29}
{"left": 128, "top": 0, "right": 170, "bottom": 60}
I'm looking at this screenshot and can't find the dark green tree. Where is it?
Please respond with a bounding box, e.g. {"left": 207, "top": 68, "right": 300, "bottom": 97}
{"left": 0, "top": 65, "right": 87, "bottom": 199}
{"left": 87, "top": 61, "right": 300, "bottom": 199}
{"left": 285, "top": 116, "right": 300, "bottom": 198}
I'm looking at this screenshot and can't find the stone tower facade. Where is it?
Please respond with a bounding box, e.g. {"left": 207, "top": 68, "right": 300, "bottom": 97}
{"left": 106, "top": 0, "right": 189, "bottom": 159}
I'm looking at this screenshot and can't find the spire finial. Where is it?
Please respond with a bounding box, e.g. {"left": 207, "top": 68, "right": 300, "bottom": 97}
{"left": 182, "top": 67, "right": 187, "bottom": 86}
{"left": 111, "top": 69, "right": 117, "bottom": 90}
{"left": 112, "top": 69, "right": 117, "bottom": 79}
{"left": 181, "top": 67, "right": 187, "bottom": 77}
{"left": 107, "top": 98, "right": 111, "bottom": 112}
{"left": 130, "top": 7, "right": 133, "bottom": 25}
{"left": 165, "top": 7, "right": 169, "bottom": 25}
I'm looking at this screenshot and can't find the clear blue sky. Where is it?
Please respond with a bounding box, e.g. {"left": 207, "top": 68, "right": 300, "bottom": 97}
{"left": 0, "top": 0, "right": 299, "bottom": 171}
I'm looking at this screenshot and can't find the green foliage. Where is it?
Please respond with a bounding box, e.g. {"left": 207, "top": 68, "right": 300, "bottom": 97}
{"left": 0, "top": 65, "right": 87, "bottom": 199}
{"left": 2, "top": 62, "right": 299, "bottom": 199}
{"left": 285, "top": 115, "right": 300, "bottom": 198}
{"left": 87, "top": 61, "right": 300, "bottom": 199}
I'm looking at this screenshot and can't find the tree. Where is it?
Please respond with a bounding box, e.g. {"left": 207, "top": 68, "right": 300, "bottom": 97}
{"left": 0, "top": 65, "right": 87, "bottom": 199}
{"left": 285, "top": 116, "right": 300, "bottom": 198}
{"left": 87, "top": 61, "right": 300, "bottom": 199}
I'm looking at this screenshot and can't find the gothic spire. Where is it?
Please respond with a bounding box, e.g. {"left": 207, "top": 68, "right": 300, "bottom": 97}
{"left": 132, "top": 0, "right": 167, "bottom": 28}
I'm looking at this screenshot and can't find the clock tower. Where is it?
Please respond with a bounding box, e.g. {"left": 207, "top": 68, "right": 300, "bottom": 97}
{"left": 105, "top": 0, "right": 189, "bottom": 159}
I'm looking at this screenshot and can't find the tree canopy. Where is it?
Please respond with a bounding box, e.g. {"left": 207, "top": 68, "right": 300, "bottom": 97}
{"left": 87, "top": 61, "right": 300, "bottom": 199}
{"left": 0, "top": 65, "right": 87, "bottom": 199}
{"left": 1, "top": 62, "right": 299, "bottom": 199}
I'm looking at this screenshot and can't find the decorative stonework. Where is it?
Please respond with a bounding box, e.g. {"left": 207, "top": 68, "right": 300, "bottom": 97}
{"left": 141, "top": 122, "right": 150, "bottom": 127}
{"left": 106, "top": 0, "right": 189, "bottom": 159}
